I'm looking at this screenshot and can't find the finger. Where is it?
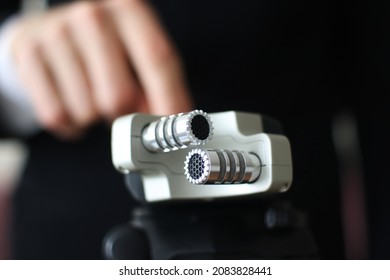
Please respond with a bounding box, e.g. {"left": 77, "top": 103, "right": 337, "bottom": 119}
{"left": 12, "top": 35, "right": 80, "bottom": 139}
{"left": 41, "top": 18, "right": 98, "bottom": 128}
{"left": 68, "top": 1, "right": 141, "bottom": 120}
{"left": 105, "top": 0, "right": 194, "bottom": 115}
{"left": 134, "top": 89, "right": 149, "bottom": 113}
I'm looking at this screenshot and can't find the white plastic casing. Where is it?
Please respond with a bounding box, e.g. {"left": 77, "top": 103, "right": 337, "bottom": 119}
{"left": 111, "top": 111, "right": 293, "bottom": 202}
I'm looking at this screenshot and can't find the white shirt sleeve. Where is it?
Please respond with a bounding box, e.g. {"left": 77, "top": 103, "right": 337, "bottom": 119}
{"left": 0, "top": 15, "right": 40, "bottom": 136}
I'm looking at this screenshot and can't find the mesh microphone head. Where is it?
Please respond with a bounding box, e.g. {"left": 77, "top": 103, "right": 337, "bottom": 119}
{"left": 184, "top": 149, "right": 211, "bottom": 184}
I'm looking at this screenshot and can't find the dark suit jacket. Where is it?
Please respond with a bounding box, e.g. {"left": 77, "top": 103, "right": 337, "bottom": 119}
{"left": 0, "top": 0, "right": 135, "bottom": 259}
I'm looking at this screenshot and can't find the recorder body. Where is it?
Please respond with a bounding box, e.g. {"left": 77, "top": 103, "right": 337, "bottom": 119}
{"left": 111, "top": 111, "right": 293, "bottom": 202}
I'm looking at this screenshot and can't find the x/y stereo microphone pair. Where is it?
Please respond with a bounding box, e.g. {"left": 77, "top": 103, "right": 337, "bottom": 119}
{"left": 141, "top": 110, "right": 261, "bottom": 185}
{"left": 112, "top": 109, "right": 292, "bottom": 201}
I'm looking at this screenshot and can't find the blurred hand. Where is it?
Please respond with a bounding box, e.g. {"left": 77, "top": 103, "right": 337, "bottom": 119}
{"left": 10, "top": 0, "right": 193, "bottom": 139}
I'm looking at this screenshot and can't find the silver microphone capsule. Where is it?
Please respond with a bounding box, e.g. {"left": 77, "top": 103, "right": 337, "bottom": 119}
{"left": 184, "top": 149, "right": 261, "bottom": 185}
{"left": 142, "top": 110, "right": 213, "bottom": 152}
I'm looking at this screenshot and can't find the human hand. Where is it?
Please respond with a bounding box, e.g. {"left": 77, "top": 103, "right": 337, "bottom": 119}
{"left": 10, "top": 0, "right": 193, "bottom": 139}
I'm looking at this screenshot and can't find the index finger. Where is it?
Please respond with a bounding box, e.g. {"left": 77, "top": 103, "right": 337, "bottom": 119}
{"left": 104, "top": 0, "right": 193, "bottom": 115}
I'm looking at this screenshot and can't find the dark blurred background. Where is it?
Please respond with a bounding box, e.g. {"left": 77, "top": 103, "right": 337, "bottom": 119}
{"left": 151, "top": 0, "right": 390, "bottom": 259}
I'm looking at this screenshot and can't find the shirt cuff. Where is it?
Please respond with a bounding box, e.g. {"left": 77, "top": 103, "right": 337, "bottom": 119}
{"left": 0, "top": 15, "right": 40, "bottom": 137}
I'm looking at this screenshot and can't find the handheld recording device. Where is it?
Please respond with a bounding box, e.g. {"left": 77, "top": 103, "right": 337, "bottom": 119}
{"left": 111, "top": 110, "right": 293, "bottom": 202}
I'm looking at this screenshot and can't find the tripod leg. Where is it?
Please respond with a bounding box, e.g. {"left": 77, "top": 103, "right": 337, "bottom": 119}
{"left": 102, "top": 223, "right": 150, "bottom": 260}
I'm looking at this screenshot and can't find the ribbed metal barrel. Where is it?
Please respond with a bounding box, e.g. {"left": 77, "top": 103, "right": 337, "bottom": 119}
{"left": 142, "top": 110, "right": 213, "bottom": 152}
{"left": 184, "top": 149, "right": 261, "bottom": 185}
